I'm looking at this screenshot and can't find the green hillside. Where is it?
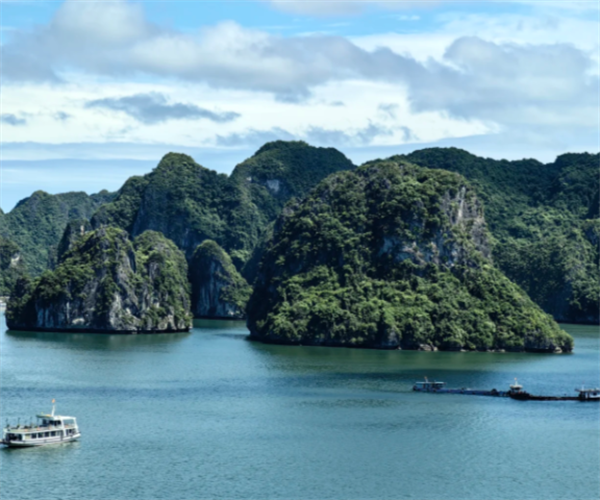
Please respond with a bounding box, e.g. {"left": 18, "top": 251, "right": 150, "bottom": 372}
{"left": 0, "top": 190, "right": 114, "bottom": 276}
{"left": 247, "top": 159, "right": 573, "bottom": 352}
{"left": 402, "top": 148, "right": 599, "bottom": 323}
{"left": 92, "top": 141, "right": 355, "bottom": 269}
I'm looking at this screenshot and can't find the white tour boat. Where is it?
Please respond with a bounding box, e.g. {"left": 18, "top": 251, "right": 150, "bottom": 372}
{"left": 2, "top": 401, "right": 81, "bottom": 447}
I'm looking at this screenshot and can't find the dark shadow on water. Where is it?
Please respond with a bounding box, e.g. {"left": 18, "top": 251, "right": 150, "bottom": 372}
{"left": 193, "top": 318, "right": 247, "bottom": 330}
{"left": 5, "top": 328, "right": 190, "bottom": 350}
{"left": 245, "top": 337, "right": 544, "bottom": 368}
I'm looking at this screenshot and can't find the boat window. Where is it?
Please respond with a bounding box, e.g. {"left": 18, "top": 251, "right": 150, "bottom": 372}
{"left": 44, "top": 432, "right": 50, "bottom": 437}
{"left": 51, "top": 431, "right": 56, "bottom": 436}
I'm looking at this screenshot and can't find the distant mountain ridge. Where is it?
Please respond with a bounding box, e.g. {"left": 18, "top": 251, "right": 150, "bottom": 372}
{"left": 0, "top": 189, "right": 115, "bottom": 277}
{"left": 1, "top": 142, "right": 598, "bottom": 327}
{"left": 91, "top": 141, "right": 355, "bottom": 270}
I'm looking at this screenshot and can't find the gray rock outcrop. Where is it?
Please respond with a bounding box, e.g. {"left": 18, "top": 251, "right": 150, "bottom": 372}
{"left": 189, "top": 240, "right": 251, "bottom": 319}
{"left": 6, "top": 228, "right": 191, "bottom": 333}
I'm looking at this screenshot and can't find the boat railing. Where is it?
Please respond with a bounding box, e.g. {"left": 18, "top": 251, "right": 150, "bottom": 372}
{"left": 6, "top": 423, "right": 77, "bottom": 432}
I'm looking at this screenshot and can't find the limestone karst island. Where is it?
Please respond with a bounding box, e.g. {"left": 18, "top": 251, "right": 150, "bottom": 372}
{"left": 1, "top": 142, "right": 596, "bottom": 354}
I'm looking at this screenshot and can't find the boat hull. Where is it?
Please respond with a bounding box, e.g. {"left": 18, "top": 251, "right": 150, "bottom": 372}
{"left": 508, "top": 393, "right": 594, "bottom": 402}
{"left": 1, "top": 434, "right": 81, "bottom": 447}
{"left": 413, "top": 387, "right": 508, "bottom": 397}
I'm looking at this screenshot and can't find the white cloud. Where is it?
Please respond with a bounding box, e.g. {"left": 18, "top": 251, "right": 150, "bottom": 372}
{"left": 3, "top": 3, "right": 595, "bottom": 129}
{"left": 51, "top": 1, "right": 154, "bottom": 46}
{"left": 0, "top": 0, "right": 596, "bottom": 162}
{"left": 265, "top": 1, "right": 433, "bottom": 16}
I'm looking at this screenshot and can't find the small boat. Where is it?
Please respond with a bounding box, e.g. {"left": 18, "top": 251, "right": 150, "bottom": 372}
{"left": 575, "top": 387, "right": 599, "bottom": 401}
{"left": 413, "top": 377, "right": 507, "bottom": 397}
{"left": 412, "top": 377, "right": 447, "bottom": 392}
{"left": 1, "top": 401, "right": 81, "bottom": 447}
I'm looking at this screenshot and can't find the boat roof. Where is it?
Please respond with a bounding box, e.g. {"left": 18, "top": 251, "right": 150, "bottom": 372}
{"left": 415, "top": 381, "right": 445, "bottom": 385}
{"left": 36, "top": 413, "right": 76, "bottom": 419}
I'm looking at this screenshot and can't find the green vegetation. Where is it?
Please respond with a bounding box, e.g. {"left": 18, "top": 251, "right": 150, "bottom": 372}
{"left": 92, "top": 142, "right": 355, "bottom": 271}
{"left": 247, "top": 159, "right": 573, "bottom": 352}
{"left": 0, "top": 190, "right": 114, "bottom": 277}
{"left": 402, "top": 148, "right": 599, "bottom": 323}
{"left": 189, "top": 240, "right": 252, "bottom": 319}
{"left": 56, "top": 219, "right": 92, "bottom": 261}
{"left": 2, "top": 143, "right": 596, "bottom": 328}
{"left": 6, "top": 227, "right": 191, "bottom": 332}
{"left": 0, "top": 235, "right": 25, "bottom": 296}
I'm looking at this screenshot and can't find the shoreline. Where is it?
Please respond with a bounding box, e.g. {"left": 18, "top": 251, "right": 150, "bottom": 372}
{"left": 4, "top": 325, "right": 191, "bottom": 335}
{"left": 246, "top": 335, "right": 571, "bottom": 354}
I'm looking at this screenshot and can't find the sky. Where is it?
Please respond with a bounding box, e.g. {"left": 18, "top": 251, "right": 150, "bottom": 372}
{"left": 1, "top": 0, "right": 598, "bottom": 212}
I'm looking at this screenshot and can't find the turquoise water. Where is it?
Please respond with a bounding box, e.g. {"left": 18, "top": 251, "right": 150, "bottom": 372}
{"left": 1, "top": 315, "right": 598, "bottom": 500}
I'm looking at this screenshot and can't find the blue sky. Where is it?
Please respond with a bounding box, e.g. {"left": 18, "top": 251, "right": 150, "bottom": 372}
{"left": 1, "top": 0, "right": 598, "bottom": 211}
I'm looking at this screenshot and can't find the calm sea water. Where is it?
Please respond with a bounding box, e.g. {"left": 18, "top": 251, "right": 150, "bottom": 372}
{"left": 1, "top": 314, "right": 598, "bottom": 500}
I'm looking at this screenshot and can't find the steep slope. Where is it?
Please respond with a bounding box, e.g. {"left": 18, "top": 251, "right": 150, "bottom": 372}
{"left": 0, "top": 190, "right": 115, "bottom": 277}
{"left": 56, "top": 219, "right": 93, "bottom": 262}
{"left": 92, "top": 153, "right": 229, "bottom": 258}
{"left": 247, "top": 159, "right": 572, "bottom": 353}
{"left": 6, "top": 228, "right": 191, "bottom": 333}
{"left": 403, "top": 148, "right": 599, "bottom": 323}
{"left": 92, "top": 142, "right": 355, "bottom": 272}
{"left": 189, "top": 240, "right": 252, "bottom": 319}
{"left": 0, "top": 235, "right": 25, "bottom": 296}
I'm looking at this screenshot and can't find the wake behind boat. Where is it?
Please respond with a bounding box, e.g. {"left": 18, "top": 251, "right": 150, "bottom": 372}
{"left": 1, "top": 401, "right": 81, "bottom": 448}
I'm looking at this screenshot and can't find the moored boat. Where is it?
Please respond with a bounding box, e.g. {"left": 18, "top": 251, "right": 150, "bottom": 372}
{"left": 1, "top": 401, "right": 81, "bottom": 447}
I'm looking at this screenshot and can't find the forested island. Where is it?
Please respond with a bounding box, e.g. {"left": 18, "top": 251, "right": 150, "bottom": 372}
{"left": 1, "top": 141, "right": 597, "bottom": 349}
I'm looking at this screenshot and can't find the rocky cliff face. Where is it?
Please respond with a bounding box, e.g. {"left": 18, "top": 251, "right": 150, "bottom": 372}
{"left": 56, "top": 219, "right": 92, "bottom": 262}
{"left": 189, "top": 240, "right": 251, "bottom": 319}
{"left": 6, "top": 228, "right": 191, "bottom": 333}
{"left": 0, "top": 235, "right": 25, "bottom": 296}
{"left": 247, "top": 159, "right": 573, "bottom": 353}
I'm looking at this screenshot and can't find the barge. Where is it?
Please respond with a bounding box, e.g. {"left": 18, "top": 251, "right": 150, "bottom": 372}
{"left": 413, "top": 377, "right": 600, "bottom": 402}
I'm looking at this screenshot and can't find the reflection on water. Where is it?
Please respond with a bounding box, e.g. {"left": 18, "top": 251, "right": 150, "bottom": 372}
{"left": 6, "top": 328, "right": 190, "bottom": 350}
{"left": 193, "top": 318, "right": 246, "bottom": 330}
{"left": 247, "top": 337, "right": 541, "bottom": 372}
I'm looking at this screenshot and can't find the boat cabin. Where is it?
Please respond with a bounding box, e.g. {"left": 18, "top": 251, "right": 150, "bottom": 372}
{"left": 509, "top": 378, "right": 524, "bottom": 394}
{"left": 576, "top": 388, "right": 600, "bottom": 401}
{"left": 413, "top": 379, "right": 446, "bottom": 391}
